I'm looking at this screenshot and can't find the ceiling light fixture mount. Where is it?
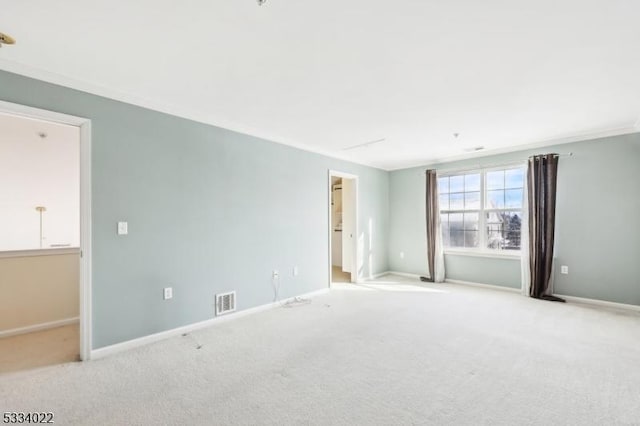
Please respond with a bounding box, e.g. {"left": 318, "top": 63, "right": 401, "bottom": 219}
{"left": 257, "top": 0, "right": 267, "bottom": 5}
{"left": 0, "top": 32, "right": 16, "bottom": 47}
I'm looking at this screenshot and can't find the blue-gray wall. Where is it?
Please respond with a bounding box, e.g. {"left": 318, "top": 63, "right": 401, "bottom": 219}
{"left": 389, "top": 133, "right": 640, "bottom": 305}
{"left": 0, "top": 70, "right": 389, "bottom": 348}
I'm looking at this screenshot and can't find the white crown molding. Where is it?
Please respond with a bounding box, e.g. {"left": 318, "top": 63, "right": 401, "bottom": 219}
{"left": 0, "top": 59, "right": 382, "bottom": 170}
{"left": 2, "top": 58, "right": 638, "bottom": 173}
{"left": 388, "top": 125, "right": 640, "bottom": 171}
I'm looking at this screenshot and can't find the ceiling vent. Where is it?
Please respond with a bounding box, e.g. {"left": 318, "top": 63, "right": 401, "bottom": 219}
{"left": 216, "top": 291, "right": 236, "bottom": 316}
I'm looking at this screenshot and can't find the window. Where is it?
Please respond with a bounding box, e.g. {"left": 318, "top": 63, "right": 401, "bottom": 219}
{"left": 438, "top": 166, "right": 525, "bottom": 252}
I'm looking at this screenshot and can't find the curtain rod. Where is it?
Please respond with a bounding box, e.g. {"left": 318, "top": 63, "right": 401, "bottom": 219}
{"left": 425, "top": 152, "right": 573, "bottom": 175}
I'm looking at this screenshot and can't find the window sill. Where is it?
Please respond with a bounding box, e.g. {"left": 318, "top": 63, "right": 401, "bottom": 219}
{"left": 444, "top": 249, "right": 521, "bottom": 260}
{"left": 0, "top": 247, "right": 80, "bottom": 259}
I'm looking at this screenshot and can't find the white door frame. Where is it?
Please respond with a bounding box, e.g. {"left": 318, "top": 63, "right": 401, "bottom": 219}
{"left": 0, "top": 100, "right": 92, "bottom": 361}
{"left": 328, "top": 170, "right": 359, "bottom": 286}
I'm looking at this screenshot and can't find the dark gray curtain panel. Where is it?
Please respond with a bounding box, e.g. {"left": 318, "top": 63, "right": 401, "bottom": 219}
{"left": 527, "top": 154, "right": 565, "bottom": 302}
{"left": 423, "top": 169, "right": 438, "bottom": 282}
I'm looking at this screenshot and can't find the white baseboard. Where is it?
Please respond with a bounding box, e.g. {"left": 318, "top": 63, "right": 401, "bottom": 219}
{"left": 364, "top": 271, "right": 392, "bottom": 280}
{"left": 555, "top": 294, "right": 640, "bottom": 313}
{"left": 443, "top": 279, "right": 640, "bottom": 313}
{"left": 0, "top": 317, "right": 79, "bottom": 339}
{"left": 386, "top": 271, "right": 422, "bottom": 279}
{"left": 445, "top": 278, "right": 521, "bottom": 293}
{"left": 345, "top": 271, "right": 389, "bottom": 284}
{"left": 90, "top": 288, "right": 330, "bottom": 360}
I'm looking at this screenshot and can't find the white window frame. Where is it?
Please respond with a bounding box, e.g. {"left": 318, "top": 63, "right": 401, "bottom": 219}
{"left": 439, "top": 162, "right": 525, "bottom": 259}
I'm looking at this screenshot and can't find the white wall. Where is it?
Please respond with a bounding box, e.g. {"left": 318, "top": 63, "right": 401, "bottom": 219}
{"left": 0, "top": 251, "right": 79, "bottom": 332}
{"left": 0, "top": 113, "right": 80, "bottom": 251}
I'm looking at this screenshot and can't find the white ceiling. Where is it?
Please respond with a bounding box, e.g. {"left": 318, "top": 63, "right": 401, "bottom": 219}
{"left": 1, "top": 0, "right": 639, "bottom": 170}
{"left": 0, "top": 112, "right": 79, "bottom": 146}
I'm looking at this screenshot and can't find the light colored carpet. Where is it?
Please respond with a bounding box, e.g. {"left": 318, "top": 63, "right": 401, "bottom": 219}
{"left": 0, "top": 324, "right": 79, "bottom": 374}
{"left": 1, "top": 275, "right": 639, "bottom": 425}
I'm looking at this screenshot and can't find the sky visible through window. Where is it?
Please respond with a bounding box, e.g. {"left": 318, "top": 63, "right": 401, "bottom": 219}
{"left": 438, "top": 168, "right": 524, "bottom": 250}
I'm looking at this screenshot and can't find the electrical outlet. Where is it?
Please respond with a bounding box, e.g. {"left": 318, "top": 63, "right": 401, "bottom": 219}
{"left": 400, "top": 251, "right": 405, "bottom": 259}
{"left": 560, "top": 265, "right": 569, "bottom": 275}
{"left": 293, "top": 266, "right": 299, "bottom": 276}
{"left": 272, "top": 270, "right": 279, "bottom": 279}
{"left": 117, "top": 221, "right": 128, "bottom": 235}
{"left": 164, "top": 287, "right": 173, "bottom": 300}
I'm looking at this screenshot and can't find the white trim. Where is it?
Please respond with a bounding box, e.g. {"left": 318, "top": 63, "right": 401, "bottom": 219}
{"left": 0, "top": 60, "right": 637, "bottom": 172}
{"left": 439, "top": 164, "right": 526, "bottom": 254}
{"left": 556, "top": 294, "right": 640, "bottom": 313}
{"left": 366, "top": 271, "right": 390, "bottom": 280}
{"left": 363, "top": 275, "right": 640, "bottom": 313}
{"left": 90, "top": 288, "right": 330, "bottom": 360}
{"left": 387, "top": 126, "right": 639, "bottom": 171}
{"left": 436, "top": 160, "right": 527, "bottom": 177}
{"left": 444, "top": 278, "right": 520, "bottom": 293}
{"left": 0, "top": 58, "right": 382, "bottom": 171}
{"left": 444, "top": 250, "right": 521, "bottom": 260}
{"left": 328, "top": 170, "right": 359, "bottom": 286}
{"left": 79, "top": 120, "right": 92, "bottom": 361}
{"left": 0, "top": 100, "right": 92, "bottom": 362}
{"left": 0, "top": 247, "right": 80, "bottom": 259}
{"left": 0, "top": 317, "right": 79, "bottom": 339}
{"left": 0, "top": 100, "right": 88, "bottom": 126}
{"left": 386, "top": 271, "right": 422, "bottom": 279}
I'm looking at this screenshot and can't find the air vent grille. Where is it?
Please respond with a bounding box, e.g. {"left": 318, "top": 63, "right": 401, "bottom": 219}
{"left": 216, "top": 291, "right": 236, "bottom": 316}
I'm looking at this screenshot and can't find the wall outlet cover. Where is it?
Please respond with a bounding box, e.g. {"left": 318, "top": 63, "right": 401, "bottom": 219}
{"left": 164, "top": 287, "right": 173, "bottom": 300}
{"left": 117, "top": 221, "right": 128, "bottom": 235}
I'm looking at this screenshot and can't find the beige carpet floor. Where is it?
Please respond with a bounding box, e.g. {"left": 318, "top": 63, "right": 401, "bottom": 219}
{"left": 1, "top": 275, "right": 639, "bottom": 425}
{"left": 0, "top": 324, "right": 79, "bottom": 374}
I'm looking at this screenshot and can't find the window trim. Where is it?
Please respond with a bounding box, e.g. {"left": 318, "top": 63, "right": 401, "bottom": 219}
{"left": 444, "top": 248, "right": 521, "bottom": 259}
{"left": 439, "top": 162, "right": 526, "bottom": 255}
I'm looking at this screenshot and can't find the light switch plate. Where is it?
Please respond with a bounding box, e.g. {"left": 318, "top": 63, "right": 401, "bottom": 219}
{"left": 164, "top": 287, "right": 173, "bottom": 300}
{"left": 117, "top": 221, "right": 128, "bottom": 235}
{"left": 561, "top": 265, "right": 569, "bottom": 275}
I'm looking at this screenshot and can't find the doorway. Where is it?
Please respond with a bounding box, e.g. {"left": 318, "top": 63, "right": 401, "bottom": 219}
{"left": 328, "top": 170, "right": 358, "bottom": 285}
{"left": 0, "top": 101, "right": 92, "bottom": 369}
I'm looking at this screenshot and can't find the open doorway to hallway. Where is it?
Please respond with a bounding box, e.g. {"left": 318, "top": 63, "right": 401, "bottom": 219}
{"left": 329, "top": 171, "right": 358, "bottom": 285}
{"left": 0, "top": 111, "right": 81, "bottom": 373}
